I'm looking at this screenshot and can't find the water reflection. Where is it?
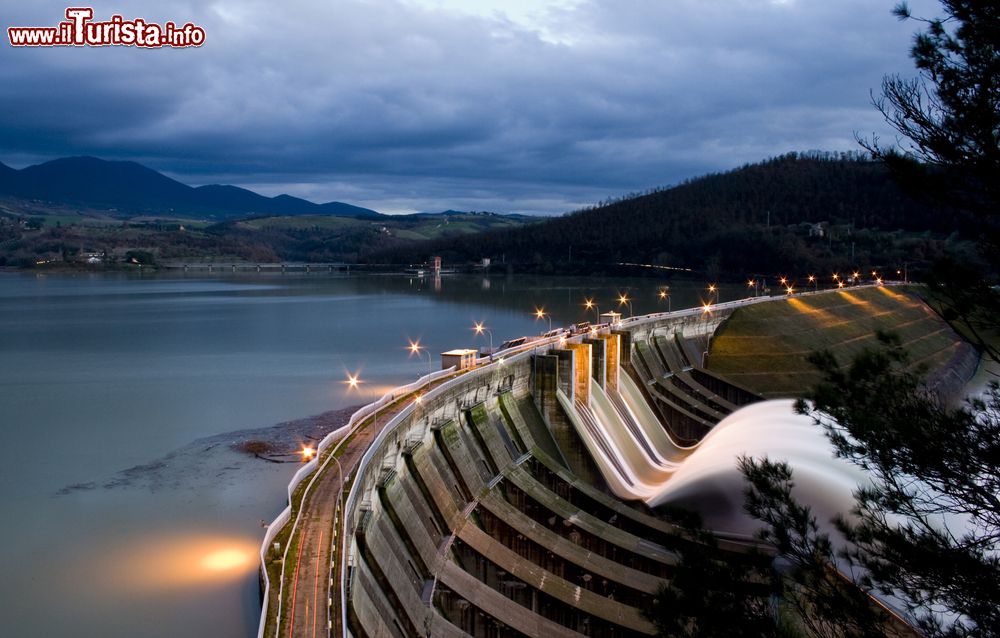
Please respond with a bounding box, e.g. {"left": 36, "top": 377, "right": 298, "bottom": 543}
{"left": 102, "top": 533, "right": 259, "bottom": 593}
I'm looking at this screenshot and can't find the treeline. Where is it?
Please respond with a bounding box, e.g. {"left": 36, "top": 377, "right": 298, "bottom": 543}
{"left": 365, "top": 154, "right": 973, "bottom": 278}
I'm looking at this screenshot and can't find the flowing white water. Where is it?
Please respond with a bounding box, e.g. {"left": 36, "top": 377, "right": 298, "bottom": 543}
{"left": 565, "top": 387, "right": 869, "bottom": 536}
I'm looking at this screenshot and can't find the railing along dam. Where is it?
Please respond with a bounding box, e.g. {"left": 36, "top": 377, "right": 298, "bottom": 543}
{"left": 266, "top": 287, "right": 939, "bottom": 638}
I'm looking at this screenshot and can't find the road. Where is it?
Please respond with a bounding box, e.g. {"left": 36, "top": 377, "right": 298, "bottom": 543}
{"left": 279, "top": 382, "right": 447, "bottom": 638}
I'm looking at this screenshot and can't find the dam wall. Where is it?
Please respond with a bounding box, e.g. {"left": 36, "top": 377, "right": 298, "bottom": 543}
{"left": 308, "top": 286, "right": 965, "bottom": 638}
{"left": 337, "top": 301, "right": 772, "bottom": 638}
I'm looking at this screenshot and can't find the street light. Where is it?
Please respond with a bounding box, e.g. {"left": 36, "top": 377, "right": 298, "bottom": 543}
{"left": 707, "top": 284, "right": 719, "bottom": 304}
{"left": 301, "top": 445, "right": 316, "bottom": 462}
{"left": 617, "top": 294, "right": 633, "bottom": 318}
{"left": 658, "top": 288, "right": 671, "bottom": 311}
{"left": 534, "top": 307, "right": 553, "bottom": 332}
{"left": 808, "top": 274, "right": 817, "bottom": 292}
{"left": 584, "top": 298, "right": 601, "bottom": 321}
{"left": 346, "top": 371, "right": 383, "bottom": 431}
{"left": 407, "top": 339, "right": 433, "bottom": 374}
{"left": 472, "top": 321, "right": 493, "bottom": 354}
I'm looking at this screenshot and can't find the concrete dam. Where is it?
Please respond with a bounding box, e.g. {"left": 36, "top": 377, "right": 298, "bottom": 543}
{"left": 263, "top": 287, "right": 977, "bottom": 638}
{"left": 337, "top": 298, "right": 826, "bottom": 638}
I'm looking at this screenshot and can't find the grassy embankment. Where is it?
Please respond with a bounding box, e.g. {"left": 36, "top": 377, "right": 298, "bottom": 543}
{"left": 706, "top": 286, "right": 970, "bottom": 398}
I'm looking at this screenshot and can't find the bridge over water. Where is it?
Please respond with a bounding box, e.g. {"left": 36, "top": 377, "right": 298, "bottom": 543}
{"left": 160, "top": 261, "right": 354, "bottom": 273}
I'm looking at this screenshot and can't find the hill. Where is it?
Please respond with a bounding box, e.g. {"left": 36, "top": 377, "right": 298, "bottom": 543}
{"left": 705, "top": 286, "right": 978, "bottom": 398}
{"left": 0, "top": 208, "right": 540, "bottom": 267}
{"left": 0, "top": 156, "right": 382, "bottom": 220}
{"left": 368, "top": 153, "right": 972, "bottom": 277}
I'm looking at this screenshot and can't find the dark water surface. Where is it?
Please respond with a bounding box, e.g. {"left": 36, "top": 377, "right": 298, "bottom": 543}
{"left": 0, "top": 271, "right": 737, "bottom": 637}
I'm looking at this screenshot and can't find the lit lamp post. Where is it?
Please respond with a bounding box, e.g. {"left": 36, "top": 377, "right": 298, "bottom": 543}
{"left": 534, "top": 307, "right": 552, "bottom": 332}
{"left": 346, "top": 372, "right": 383, "bottom": 431}
{"left": 407, "top": 340, "right": 433, "bottom": 374}
{"left": 747, "top": 279, "right": 757, "bottom": 298}
{"left": 301, "top": 445, "right": 316, "bottom": 462}
{"left": 658, "top": 288, "right": 671, "bottom": 312}
{"left": 584, "top": 298, "right": 601, "bottom": 321}
{"left": 707, "top": 284, "right": 719, "bottom": 305}
{"left": 808, "top": 274, "right": 817, "bottom": 292}
{"left": 472, "top": 321, "right": 493, "bottom": 355}
{"left": 617, "top": 294, "right": 633, "bottom": 318}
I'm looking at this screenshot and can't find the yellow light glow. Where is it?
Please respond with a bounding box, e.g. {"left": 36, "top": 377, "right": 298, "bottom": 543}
{"left": 473, "top": 322, "right": 485, "bottom": 334}
{"left": 201, "top": 548, "right": 251, "bottom": 572}
{"left": 702, "top": 304, "right": 712, "bottom": 313}
{"left": 301, "top": 446, "right": 315, "bottom": 460}
{"left": 747, "top": 280, "right": 754, "bottom": 287}
{"left": 808, "top": 275, "right": 815, "bottom": 282}
{"left": 779, "top": 277, "right": 787, "bottom": 285}
{"left": 535, "top": 308, "right": 545, "bottom": 319}
{"left": 346, "top": 374, "right": 360, "bottom": 388}
{"left": 708, "top": 284, "right": 716, "bottom": 292}
{"left": 584, "top": 299, "right": 594, "bottom": 309}
{"left": 92, "top": 533, "right": 261, "bottom": 594}
{"left": 659, "top": 290, "right": 667, "bottom": 298}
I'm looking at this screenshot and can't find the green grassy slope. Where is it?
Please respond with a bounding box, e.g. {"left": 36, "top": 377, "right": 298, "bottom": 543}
{"left": 706, "top": 286, "right": 971, "bottom": 398}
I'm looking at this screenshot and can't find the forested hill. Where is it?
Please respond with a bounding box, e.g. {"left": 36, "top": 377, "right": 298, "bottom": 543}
{"left": 368, "top": 153, "right": 966, "bottom": 276}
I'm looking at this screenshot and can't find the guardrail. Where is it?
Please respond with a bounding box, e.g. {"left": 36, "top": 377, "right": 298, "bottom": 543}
{"left": 256, "top": 366, "right": 457, "bottom": 638}
{"left": 261, "top": 283, "right": 894, "bottom": 638}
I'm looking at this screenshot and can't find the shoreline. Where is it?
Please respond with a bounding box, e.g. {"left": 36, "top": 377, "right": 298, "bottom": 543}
{"left": 57, "top": 404, "right": 364, "bottom": 496}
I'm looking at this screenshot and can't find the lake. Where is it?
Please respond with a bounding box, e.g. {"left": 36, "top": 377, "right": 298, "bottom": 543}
{"left": 0, "top": 271, "right": 738, "bottom": 637}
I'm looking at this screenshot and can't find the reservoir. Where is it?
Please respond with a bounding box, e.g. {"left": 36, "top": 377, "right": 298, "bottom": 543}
{"left": 0, "top": 271, "right": 736, "bottom": 637}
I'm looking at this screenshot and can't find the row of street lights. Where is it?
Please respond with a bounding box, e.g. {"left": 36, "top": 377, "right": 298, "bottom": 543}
{"left": 744, "top": 269, "right": 891, "bottom": 297}
{"left": 313, "top": 270, "right": 895, "bottom": 461}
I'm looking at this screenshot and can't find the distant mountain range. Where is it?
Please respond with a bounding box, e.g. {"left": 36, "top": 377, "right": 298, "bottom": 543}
{"left": 0, "top": 156, "right": 383, "bottom": 220}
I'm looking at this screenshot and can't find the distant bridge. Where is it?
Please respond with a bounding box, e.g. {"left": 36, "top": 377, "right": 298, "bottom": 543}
{"left": 159, "top": 261, "right": 353, "bottom": 273}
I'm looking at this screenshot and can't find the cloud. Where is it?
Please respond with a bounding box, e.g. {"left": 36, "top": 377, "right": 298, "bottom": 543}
{"left": 0, "top": 0, "right": 930, "bottom": 214}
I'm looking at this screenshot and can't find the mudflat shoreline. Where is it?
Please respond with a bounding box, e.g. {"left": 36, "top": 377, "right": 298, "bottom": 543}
{"left": 58, "top": 404, "right": 364, "bottom": 496}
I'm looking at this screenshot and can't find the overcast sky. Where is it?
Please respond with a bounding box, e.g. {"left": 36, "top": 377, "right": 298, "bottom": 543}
{"left": 0, "top": 0, "right": 937, "bottom": 214}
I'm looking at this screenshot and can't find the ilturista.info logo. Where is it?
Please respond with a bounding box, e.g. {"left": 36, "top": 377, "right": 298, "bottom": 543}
{"left": 8, "top": 7, "right": 206, "bottom": 48}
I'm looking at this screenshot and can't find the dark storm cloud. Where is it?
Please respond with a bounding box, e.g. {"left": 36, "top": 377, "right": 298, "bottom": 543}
{"left": 0, "top": 0, "right": 934, "bottom": 213}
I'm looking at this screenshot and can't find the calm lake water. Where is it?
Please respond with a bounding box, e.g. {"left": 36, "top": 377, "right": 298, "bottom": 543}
{"left": 0, "top": 271, "right": 737, "bottom": 637}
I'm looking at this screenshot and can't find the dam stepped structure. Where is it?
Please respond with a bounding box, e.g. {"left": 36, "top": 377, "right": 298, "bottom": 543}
{"left": 278, "top": 287, "right": 977, "bottom": 638}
